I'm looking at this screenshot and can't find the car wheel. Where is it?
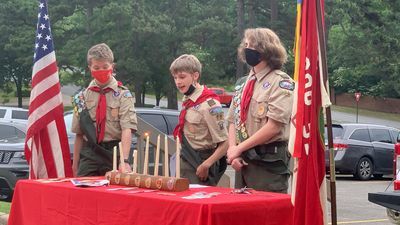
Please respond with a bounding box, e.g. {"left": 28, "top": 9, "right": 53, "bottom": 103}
{"left": 354, "top": 157, "right": 373, "bottom": 181}
{"left": 387, "top": 208, "right": 400, "bottom": 225}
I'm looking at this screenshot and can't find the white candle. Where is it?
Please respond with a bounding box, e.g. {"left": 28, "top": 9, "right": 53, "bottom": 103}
{"left": 113, "top": 146, "right": 117, "bottom": 171}
{"left": 133, "top": 149, "right": 138, "bottom": 174}
{"left": 176, "top": 137, "right": 180, "bottom": 178}
{"left": 143, "top": 133, "right": 149, "bottom": 175}
{"left": 164, "top": 135, "right": 169, "bottom": 177}
{"left": 154, "top": 135, "right": 161, "bottom": 176}
{"left": 119, "top": 142, "right": 125, "bottom": 173}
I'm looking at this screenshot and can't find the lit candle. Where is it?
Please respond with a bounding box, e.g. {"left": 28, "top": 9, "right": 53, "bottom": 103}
{"left": 164, "top": 135, "right": 169, "bottom": 177}
{"left": 113, "top": 146, "right": 117, "bottom": 171}
{"left": 143, "top": 133, "right": 149, "bottom": 175}
{"left": 119, "top": 142, "right": 125, "bottom": 173}
{"left": 154, "top": 135, "right": 160, "bottom": 176}
{"left": 133, "top": 149, "right": 138, "bottom": 174}
{"left": 176, "top": 137, "right": 180, "bottom": 178}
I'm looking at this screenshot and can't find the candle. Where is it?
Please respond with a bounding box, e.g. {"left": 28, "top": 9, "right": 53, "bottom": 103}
{"left": 119, "top": 142, "right": 125, "bottom": 173}
{"left": 143, "top": 133, "right": 149, "bottom": 175}
{"left": 164, "top": 135, "right": 169, "bottom": 177}
{"left": 113, "top": 146, "right": 117, "bottom": 171}
{"left": 154, "top": 135, "right": 161, "bottom": 176}
{"left": 176, "top": 137, "right": 180, "bottom": 178}
{"left": 133, "top": 149, "right": 138, "bottom": 174}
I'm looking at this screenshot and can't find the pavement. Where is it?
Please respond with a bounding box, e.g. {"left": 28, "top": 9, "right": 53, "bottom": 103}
{"left": 0, "top": 212, "right": 8, "bottom": 225}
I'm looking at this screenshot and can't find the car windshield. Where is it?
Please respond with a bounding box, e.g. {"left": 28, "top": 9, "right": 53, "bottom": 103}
{"left": 324, "top": 125, "right": 344, "bottom": 141}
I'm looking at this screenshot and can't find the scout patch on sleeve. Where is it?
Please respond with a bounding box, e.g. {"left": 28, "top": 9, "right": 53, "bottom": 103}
{"left": 209, "top": 106, "right": 223, "bottom": 115}
{"left": 218, "top": 121, "right": 225, "bottom": 130}
{"left": 123, "top": 91, "right": 133, "bottom": 98}
{"left": 207, "top": 99, "right": 216, "bottom": 107}
{"left": 279, "top": 80, "right": 295, "bottom": 91}
{"left": 72, "top": 90, "right": 85, "bottom": 115}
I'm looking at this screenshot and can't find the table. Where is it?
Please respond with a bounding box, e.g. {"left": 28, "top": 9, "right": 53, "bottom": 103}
{"left": 8, "top": 178, "right": 293, "bottom": 225}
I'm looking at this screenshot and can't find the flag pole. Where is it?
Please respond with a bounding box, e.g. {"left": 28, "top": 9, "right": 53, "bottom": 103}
{"left": 315, "top": 0, "right": 337, "bottom": 224}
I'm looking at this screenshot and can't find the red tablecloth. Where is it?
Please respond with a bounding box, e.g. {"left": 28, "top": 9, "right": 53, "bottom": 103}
{"left": 8, "top": 178, "right": 293, "bottom": 225}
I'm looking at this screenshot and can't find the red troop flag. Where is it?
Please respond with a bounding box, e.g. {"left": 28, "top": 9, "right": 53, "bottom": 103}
{"left": 289, "top": 0, "right": 331, "bottom": 224}
{"left": 24, "top": 0, "right": 72, "bottom": 179}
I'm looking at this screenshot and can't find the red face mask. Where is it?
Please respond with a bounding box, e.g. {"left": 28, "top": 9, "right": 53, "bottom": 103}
{"left": 91, "top": 69, "right": 112, "bottom": 84}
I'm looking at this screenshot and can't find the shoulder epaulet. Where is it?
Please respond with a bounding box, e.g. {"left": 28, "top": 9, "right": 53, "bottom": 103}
{"left": 275, "top": 70, "right": 291, "bottom": 79}
{"left": 235, "top": 76, "right": 247, "bottom": 86}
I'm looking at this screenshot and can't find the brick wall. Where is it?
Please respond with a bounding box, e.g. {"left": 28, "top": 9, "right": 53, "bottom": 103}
{"left": 334, "top": 93, "right": 400, "bottom": 114}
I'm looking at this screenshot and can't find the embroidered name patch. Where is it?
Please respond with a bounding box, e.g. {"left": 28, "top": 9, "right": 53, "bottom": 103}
{"left": 279, "top": 80, "right": 295, "bottom": 91}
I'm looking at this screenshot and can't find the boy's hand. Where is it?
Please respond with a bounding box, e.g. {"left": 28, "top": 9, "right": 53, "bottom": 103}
{"left": 196, "top": 163, "right": 210, "bottom": 182}
{"left": 119, "top": 163, "right": 132, "bottom": 173}
{"left": 231, "top": 157, "right": 248, "bottom": 171}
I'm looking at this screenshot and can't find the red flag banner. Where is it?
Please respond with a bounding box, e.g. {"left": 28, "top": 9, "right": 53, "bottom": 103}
{"left": 24, "top": 0, "right": 72, "bottom": 179}
{"left": 289, "top": 0, "right": 331, "bottom": 224}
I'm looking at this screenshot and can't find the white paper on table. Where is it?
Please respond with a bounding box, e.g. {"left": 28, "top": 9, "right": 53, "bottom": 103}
{"left": 189, "top": 184, "right": 209, "bottom": 189}
{"left": 70, "top": 179, "right": 109, "bottom": 187}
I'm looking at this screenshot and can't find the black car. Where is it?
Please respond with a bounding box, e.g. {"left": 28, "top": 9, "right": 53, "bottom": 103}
{"left": 325, "top": 123, "right": 400, "bottom": 180}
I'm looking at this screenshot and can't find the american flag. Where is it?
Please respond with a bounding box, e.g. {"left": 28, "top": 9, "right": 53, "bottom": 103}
{"left": 24, "top": 0, "right": 72, "bottom": 179}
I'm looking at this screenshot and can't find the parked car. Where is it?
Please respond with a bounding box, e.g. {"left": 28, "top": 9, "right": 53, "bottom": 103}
{"left": 209, "top": 87, "right": 233, "bottom": 107}
{"left": 0, "top": 107, "right": 179, "bottom": 201}
{"left": 0, "top": 106, "right": 28, "bottom": 123}
{"left": 325, "top": 123, "right": 400, "bottom": 180}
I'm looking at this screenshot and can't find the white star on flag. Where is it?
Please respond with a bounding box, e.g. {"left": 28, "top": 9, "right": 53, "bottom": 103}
{"left": 41, "top": 44, "right": 48, "bottom": 51}
{"left": 40, "top": 24, "right": 46, "bottom": 30}
{"left": 35, "top": 43, "right": 39, "bottom": 49}
{"left": 45, "top": 35, "right": 51, "bottom": 41}
{"left": 44, "top": 14, "right": 49, "bottom": 20}
{"left": 38, "top": 13, "right": 41, "bottom": 18}
{"left": 39, "top": 3, "right": 44, "bottom": 8}
{"left": 37, "top": 33, "right": 42, "bottom": 39}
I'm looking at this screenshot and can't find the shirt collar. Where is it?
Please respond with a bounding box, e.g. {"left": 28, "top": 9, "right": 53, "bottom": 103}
{"left": 250, "top": 66, "right": 273, "bottom": 81}
{"left": 89, "top": 77, "right": 119, "bottom": 92}
{"left": 183, "top": 85, "right": 204, "bottom": 102}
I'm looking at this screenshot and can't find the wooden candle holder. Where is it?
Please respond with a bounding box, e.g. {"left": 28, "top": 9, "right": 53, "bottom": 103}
{"left": 105, "top": 171, "right": 189, "bottom": 192}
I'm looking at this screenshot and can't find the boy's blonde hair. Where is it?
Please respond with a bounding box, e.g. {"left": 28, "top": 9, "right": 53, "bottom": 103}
{"left": 169, "top": 54, "right": 202, "bottom": 77}
{"left": 238, "top": 28, "right": 287, "bottom": 69}
{"left": 87, "top": 43, "right": 114, "bottom": 64}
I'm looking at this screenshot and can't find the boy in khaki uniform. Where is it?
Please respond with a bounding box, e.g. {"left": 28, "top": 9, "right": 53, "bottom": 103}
{"left": 226, "top": 28, "right": 294, "bottom": 193}
{"left": 71, "top": 43, "right": 137, "bottom": 177}
{"left": 170, "top": 54, "right": 228, "bottom": 186}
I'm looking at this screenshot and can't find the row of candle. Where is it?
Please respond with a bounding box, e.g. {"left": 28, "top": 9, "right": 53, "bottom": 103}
{"left": 112, "top": 134, "right": 181, "bottom": 178}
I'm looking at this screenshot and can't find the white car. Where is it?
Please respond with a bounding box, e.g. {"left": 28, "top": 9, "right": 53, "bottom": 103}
{"left": 0, "top": 106, "right": 28, "bottom": 123}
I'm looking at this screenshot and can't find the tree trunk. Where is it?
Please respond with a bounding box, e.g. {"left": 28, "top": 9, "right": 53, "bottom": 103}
{"left": 13, "top": 75, "right": 22, "bottom": 108}
{"left": 167, "top": 75, "right": 178, "bottom": 109}
{"left": 270, "top": 0, "right": 278, "bottom": 27}
{"left": 236, "top": 0, "right": 245, "bottom": 80}
{"left": 134, "top": 81, "right": 143, "bottom": 107}
{"left": 142, "top": 84, "right": 145, "bottom": 106}
{"left": 248, "top": 0, "right": 255, "bottom": 27}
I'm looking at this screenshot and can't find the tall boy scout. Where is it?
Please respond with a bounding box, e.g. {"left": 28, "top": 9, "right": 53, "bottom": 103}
{"left": 170, "top": 54, "right": 228, "bottom": 186}
{"left": 71, "top": 43, "right": 137, "bottom": 177}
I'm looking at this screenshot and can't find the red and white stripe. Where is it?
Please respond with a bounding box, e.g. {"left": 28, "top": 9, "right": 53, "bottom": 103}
{"left": 24, "top": 51, "right": 72, "bottom": 179}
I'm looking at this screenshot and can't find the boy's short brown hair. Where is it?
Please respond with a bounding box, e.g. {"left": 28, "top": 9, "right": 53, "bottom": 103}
{"left": 169, "top": 54, "right": 202, "bottom": 76}
{"left": 87, "top": 43, "right": 114, "bottom": 64}
{"left": 238, "top": 28, "right": 287, "bottom": 70}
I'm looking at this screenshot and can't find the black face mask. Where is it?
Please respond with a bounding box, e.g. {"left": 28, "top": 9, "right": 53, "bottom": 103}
{"left": 244, "top": 48, "right": 262, "bottom": 67}
{"left": 184, "top": 84, "right": 196, "bottom": 96}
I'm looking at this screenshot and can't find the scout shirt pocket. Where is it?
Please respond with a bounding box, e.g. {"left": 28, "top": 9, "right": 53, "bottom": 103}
{"left": 184, "top": 110, "right": 205, "bottom": 140}
{"left": 107, "top": 101, "right": 120, "bottom": 122}
{"left": 85, "top": 100, "right": 97, "bottom": 122}
{"left": 250, "top": 96, "right": 268, "bottom": 124}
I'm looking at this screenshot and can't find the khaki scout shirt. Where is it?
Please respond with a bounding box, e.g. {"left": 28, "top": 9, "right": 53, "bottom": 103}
{"left": 227, "top": 66, "right": 294, "bottom": 144}
{"left": 183, "top": 85, "right": 228, "bottom": 150}
{"left": 71, "top": 77, "right": 137, "bottom": 142}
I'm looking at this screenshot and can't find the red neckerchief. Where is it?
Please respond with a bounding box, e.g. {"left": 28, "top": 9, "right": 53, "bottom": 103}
{"left": 240, "top": 75, "right": 256, "bottom": 124}
{"left": 88, "top": 86, "right": 114, "bottom": 143}
{"left": 173, "top": 86, "right": 220, "bottom": 141}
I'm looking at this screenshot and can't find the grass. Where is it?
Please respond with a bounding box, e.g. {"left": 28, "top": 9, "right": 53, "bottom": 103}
{"left": 0, "top": 201, "right": 11, "bottom": 214}
{"left": 331, "top": 105, "right": 400, "bottom": 123}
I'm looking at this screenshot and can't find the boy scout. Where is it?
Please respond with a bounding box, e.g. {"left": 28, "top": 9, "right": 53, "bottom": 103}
{"left": 226, "top": 28, "right": 294, "bottom": 193}
{"left": 170, "top": 54, "right": 228, "bottom": 186}
{"left": 71, "top": 43, "right": 137, "bottom": 177}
